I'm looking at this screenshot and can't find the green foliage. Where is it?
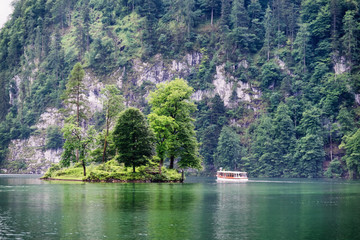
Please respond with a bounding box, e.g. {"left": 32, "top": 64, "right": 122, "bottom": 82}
{"left": 192, "top": 48, "right": 215, "bottom": 90}
{"left": 60, "top": 123, "right": 96, "bottom": 168}
{"left": 42, "top": 163, "right": 61, "bottom": 178}
{"left": 148, "top": 78, "right": 202, "bottom": 170}
{"left": 91, "top": 130, "right": 117, "bottom": 163}
{"left": 340, "top": 129, "right": 360, "bottom": 179}
{"left": 45, "top": 126, "right": 63, "bottom": 150}
{"left": 294, "top": 133, "right": 325, "bottom": 178}
{"left": 246, "top": 115, "right": 277, "bottom": 177}
{"left": 99, "top": 84, "right": 125, "bottom": 162}
{"left": 341, "top": 10, "right": 360, "bottom": 68}
{"left": 1, "top": 0, "right": 360, "bottom": 179}
{"left": 42, "top": 160, "right": 182, "bottom": 182}
{"left": 337, "top": 106, "right": 355, "bottom": 136}
{"left": 88, "top": 36, "right": 117, "bottom": 75}
{"left": 113, "top": 108, "right": 155, "bottom": 172}
{"left": 61, "top": 62, "right": 88, "bottom": 125}
{"left": 214, "top": 126, "right": 243, "bottom": 170}
{"left": 272, "top": 103, "right": 296, "bottom": 176}
{"left": 298, "top": 106, "right": 322, "bottom": 136}
{"left": 324, "top": 158, "right": 344, "bottom": 178}
{"left": 259, "top": 61, "right": 283, "bottom": 90}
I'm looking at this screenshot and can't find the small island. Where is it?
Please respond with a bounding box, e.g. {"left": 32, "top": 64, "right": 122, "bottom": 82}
{"left": 41, "top": 66, "right": 201, "bottom": 183}
{"left": 41, "top": 160, "right": 183, "bottom": 183}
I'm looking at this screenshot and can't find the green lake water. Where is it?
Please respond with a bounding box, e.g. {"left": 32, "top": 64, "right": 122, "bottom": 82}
{"left": 0, "top": 175, "right": 360, "bottom": 240}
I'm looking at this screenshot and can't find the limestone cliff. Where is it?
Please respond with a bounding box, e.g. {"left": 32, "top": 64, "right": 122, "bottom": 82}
{"left": 2, "top": 52, "right": 260, "bottom": 173}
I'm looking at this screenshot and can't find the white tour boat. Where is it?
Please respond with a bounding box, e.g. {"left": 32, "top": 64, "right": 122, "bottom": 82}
{"left": 216, "top": 168, "right": 248, "bottom": 183}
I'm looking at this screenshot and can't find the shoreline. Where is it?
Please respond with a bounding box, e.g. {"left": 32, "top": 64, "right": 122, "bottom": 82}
{"left": 41, "top": 177, "right": 183, "bottom": 183}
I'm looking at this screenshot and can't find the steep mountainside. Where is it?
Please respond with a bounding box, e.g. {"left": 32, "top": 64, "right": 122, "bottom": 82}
{"left": 0, "top": 0, "right": 360, "bottom": 177}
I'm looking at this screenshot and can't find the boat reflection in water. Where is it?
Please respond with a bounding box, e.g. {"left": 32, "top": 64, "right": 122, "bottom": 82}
{"left": 216, "top": 168, "right": 248, "bottom": 183}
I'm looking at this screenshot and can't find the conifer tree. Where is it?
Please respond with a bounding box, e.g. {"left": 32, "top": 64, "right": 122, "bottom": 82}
{"left": 341, "top": 10, "right": 359, "bottom": 69}
{"left": 61, "top": 63, "right": 90, "bottom": 176}
{"left": 113, "top": 108, "right": 155, "bottom": 173}
{"left": 264, "top": 5, "right": 273, "bottom": 61}
{"left": 200, "top": 0, "right": 221, "bottom": 26}
{"left": 214, "top": 126, "right": 243, "bottom": 170}
{"left": 62, "top": 62, "right": 87, "bottom": 127}
{"left": 293, "top": 23, "right": 310, "bottom": 73}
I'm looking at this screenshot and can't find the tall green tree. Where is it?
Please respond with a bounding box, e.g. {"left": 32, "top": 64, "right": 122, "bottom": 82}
{"left": 200, "top": 0, "right": 221, "bottom": 26}
{"left": 61, "top": 63, "right": 89, "bottom": 173}
{"left": 297, "top": 106, "right": 322, "bottom": 136}
{"left": 113, "top": 108, "right": 155, "bottom": 173}
{"left": 197, "top": 94, "right": 226, "bottom": 170}
{"left": 147, "top": 114, "right": 175, "bottom": 173}
{"left": 100, "top": 85, "right": 124, "bottom": 162}
{"left": 340, "top": 129, "right": 360, "bottom": 179}
{"left": 230, "top": 0, "right": 248, "bottom": 29}
{"left": 148, "top": 78, "right": 201, "bottom": 170}
{"left": 61, "top": 123, "right": 96, "bottom": 176}
{"left": 214, "top": 126, "right": 243, "bottom": 170}
{"left": 263, "top": 5, "right": 273, "bottom": 61}
{"left": 220, "top": 0, "right": 231, "bottom": 28}
{"left": 337, "top": 106, "right": 355, "bottom": 136}
{"left": 294, "top": 106, "right": 325, "bottom": 177}
{"left": 248, "top": 115, "right": 277, "bottom": 177}
{"left": 341, "top": 10, "right": 359, "bottom": 68}
{"left": 272, "top": 103, "right": 296, "bottom": 176}
{"left": 293, "top": 23, "right": 311, "bottom": 73}
{"left": 294, "top": 133, "right": 325, "bottom": 178}
{"left": 61, "top": 62, "right": 88, "bottom": 127}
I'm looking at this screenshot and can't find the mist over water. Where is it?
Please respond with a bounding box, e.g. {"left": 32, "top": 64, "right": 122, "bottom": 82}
{"left": 0, "top": 175, "right": 360, "bottom": 239}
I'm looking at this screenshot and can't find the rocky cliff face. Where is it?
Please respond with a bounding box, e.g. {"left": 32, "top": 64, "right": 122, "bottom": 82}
{"left": 3, "top": 52, "right": 260, "bottom": 173}
{"left": 3, "top": 108, "right": 63, "bottom": 174}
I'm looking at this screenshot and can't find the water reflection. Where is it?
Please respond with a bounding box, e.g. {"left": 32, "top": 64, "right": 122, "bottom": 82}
{"left": 214, "top": 183, "right": 252, "bottom": 239}
{"left": 1, "top": 175, "right": 360, "bottom": 239}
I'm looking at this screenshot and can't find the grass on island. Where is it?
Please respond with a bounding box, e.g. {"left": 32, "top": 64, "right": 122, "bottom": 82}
{"left": 41, "top": 160, "right": 183, "bottom": 182}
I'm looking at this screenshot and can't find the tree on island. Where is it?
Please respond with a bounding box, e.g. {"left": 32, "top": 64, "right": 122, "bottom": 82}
{"left": 113, "top": 108, "right": 155, "bottom": 173}
{"left": 148, "top": 78, "right": 202, "bottom": 171}
{"left": 61, "top": 62, "right": 88, "bottom": 128}
{"left": 61, "top": 123, "right": 96, "bottom": 176}
{"left": 100, "top": 84, "right": 124, "bottom": 162}
{"left": 60, "top": 62, "right": 92, "bottom": 176}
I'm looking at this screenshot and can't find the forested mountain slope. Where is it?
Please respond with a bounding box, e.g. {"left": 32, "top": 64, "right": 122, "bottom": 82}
{"left": 0, "top": 0, "right": 360, "bottom": 178}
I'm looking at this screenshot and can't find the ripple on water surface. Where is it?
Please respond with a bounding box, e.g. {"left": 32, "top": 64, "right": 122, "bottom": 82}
{"left": 0, "top": 175, "right": 360, "bottom": 239}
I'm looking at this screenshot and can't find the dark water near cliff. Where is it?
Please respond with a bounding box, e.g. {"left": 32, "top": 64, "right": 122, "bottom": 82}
{"left": 0, "top": 175, "right": 360, "bottom": 239}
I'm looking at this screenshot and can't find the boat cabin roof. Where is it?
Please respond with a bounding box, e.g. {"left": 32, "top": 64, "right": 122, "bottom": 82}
{"left": 217, "top": 171, "right": 247, "bottom": 174}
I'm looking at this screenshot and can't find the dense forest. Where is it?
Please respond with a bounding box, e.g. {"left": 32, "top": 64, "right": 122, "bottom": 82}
{"left": 0, "top": 0, "right": 360, "bottom": 178}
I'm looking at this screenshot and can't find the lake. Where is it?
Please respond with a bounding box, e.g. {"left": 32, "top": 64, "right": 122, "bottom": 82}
{"left": 0, "top": 175, "right": 360, "bottom": 239}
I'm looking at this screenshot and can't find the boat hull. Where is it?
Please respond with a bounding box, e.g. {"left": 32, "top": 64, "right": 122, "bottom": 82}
{"left": 216, "top": 177, "right": 248, "bottom": 183}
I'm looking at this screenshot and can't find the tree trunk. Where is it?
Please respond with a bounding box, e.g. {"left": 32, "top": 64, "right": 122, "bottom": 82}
{"left": 170, "top": 155, "right": 175, "bottom": 169}
{"left": 133, "top": 164, "right": 136, "bottom": 173}
{"left": 102, "top": 113, "right": 110, "bottom": 162}
{"left": 211, "top": 7, "right": 214, "bottom": 26}
{"left": 159, "top": 158, "right": 163, "bottom": 174}
{"left": 76, "top": 84, "right": 80, "bottom": 163}
{"left": 329, "top": 124, "right": 333, "bottom": 162}
{"left": 77, "top": 84, "right": 80, "bottom": 127}
{"left": 102, "top": 139, "right": 107, "bottom": 163}
{"left": 82, "top": 160, "right": 86, "bottom": 176}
